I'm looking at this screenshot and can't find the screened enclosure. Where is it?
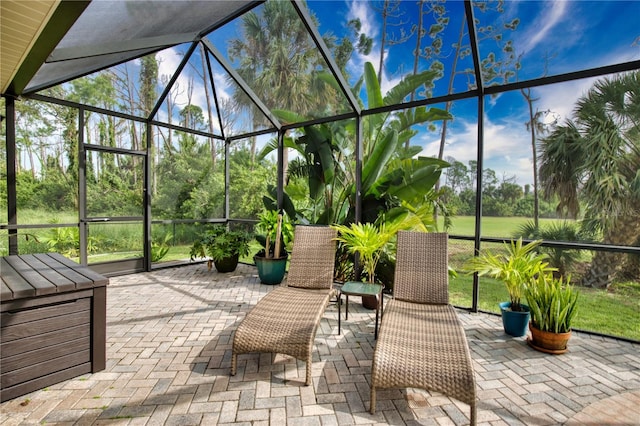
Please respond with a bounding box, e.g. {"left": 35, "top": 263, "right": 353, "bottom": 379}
{"left": 2, "top": 0, "right": 639, "bottom": 340}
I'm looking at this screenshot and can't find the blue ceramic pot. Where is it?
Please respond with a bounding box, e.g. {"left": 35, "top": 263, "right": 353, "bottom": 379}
{"left": 499, "top": 301, "right": 530, "bottom": 337}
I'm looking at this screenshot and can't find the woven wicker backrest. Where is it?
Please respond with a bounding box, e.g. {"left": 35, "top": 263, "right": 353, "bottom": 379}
{"left": 285, "top": 225, "right": 337, "bottom": 290}
{"left": 393, "top": 231, "right": 449, "bottom": 304}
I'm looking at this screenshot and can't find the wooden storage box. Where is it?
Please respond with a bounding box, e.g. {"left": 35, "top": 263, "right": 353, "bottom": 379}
{"left": 1, "top": 253, "right": 107, "bottom": 402}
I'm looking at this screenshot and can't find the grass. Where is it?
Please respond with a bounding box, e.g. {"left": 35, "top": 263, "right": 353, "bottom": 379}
{"left": 449, "top": 275, "right": 640, "bottom": 342}
{"left": 440, "top": 215, "right": 568, "bottom": 237}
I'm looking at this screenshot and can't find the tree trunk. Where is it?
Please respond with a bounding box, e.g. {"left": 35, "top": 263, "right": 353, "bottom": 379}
{"left": 377, "top": 0, "right": 389, "bottom": 85}
{"left": 200, "top": 44, "right": 217, "bottom": 170}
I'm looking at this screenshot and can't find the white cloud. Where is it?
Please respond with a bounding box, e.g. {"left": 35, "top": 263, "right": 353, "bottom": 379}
{"left": 535, "top": 78, "right": 596, "bottom": 122}
{"left": 518, "top": 1, "right": 568, "bottom": 54}
{"left": 418, "top": 117, "right": 535, "bottom": 186}
{"left": 155, "top": 47, "right": 226, "bottom": 132}
{"left": 345, "top": 0, "right": 401, "bottom": 99}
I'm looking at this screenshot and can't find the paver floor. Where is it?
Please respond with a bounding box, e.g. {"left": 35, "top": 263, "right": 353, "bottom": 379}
{"left": 1, "top": 263, "right": 639, "bottom": 425}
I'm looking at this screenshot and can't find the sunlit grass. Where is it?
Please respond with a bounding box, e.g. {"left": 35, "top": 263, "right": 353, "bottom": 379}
{"left": 450, "top": 275, "right": 640, "bottom": 341}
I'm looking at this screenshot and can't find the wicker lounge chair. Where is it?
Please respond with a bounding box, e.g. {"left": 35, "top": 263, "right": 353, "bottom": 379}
{"left": 230, "top": 225, "right": 337, "bottom": 386}
{"left": 370, "top": 231, "right": 477, "bottom": 425}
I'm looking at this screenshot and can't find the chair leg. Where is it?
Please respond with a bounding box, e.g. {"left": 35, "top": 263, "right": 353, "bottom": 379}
{"left": 470, "top": 402, "right": 477, "bottom": 425}
{"left": 305, "top": 357, "right": 312, "bottom": 386}
{"left": 370, "top": 387, "right": 376, "bottom": 414}
{"left": 230, "top": 353, "right": 237, "bottom": 376}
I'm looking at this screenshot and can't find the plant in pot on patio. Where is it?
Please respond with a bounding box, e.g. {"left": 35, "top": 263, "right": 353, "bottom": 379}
{"left": 463, "top": 238, "right": 556, "bottom": 337}
{"left": 331, "top": 216, "right": 419, "bottom": 309}
{"left": 524, "top": 273, "right": 579, "bottom": 354}
{"left": 189, "top": 225, "right": 252, "bottom": 273}
{"left": 253, "top": 210, "right": 294, "bottom": 285}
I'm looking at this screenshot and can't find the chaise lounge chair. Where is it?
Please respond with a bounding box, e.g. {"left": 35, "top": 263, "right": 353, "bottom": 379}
{"left": 230, "top": 225, "right": 337, "bottom": 386}
{"left": 370, "top": 231, "right": 477, "bottom": 425}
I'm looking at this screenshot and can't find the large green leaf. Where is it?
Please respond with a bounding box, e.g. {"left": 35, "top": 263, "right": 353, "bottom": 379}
{"left": 387, "top": 160, "right": 445, "bottom": 204}
{"left": 392, "top": 106, "right": 452, "bottom": 133}
{"left": 364, "top": 62, "right": 383, "bottom": 109}
{"left": 362, "top": 129, "right": 398, "bottom": 191}
{"left": 383, "top": 70, "right": 442, "bottom": 106}
{"left": 272, "top": 109, "right": 308, "bottom": 124}
{"left": 302, "top": 126, "right": 336, "bottom": 193}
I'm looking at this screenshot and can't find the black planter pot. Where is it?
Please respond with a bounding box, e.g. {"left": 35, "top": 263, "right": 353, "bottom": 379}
{"left": 213, "top": 254, "right": 240, "bottom": 273}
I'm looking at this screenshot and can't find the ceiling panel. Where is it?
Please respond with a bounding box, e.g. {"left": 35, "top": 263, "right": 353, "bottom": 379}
{"left": 0, "top": 0, "right": 59, "bottom": 93}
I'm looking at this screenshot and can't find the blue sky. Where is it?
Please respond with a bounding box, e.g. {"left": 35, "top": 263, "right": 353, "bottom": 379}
{"left": 306, "top": 1, "right": 640, "bottom": 186}
{"left": 153, "top": 0, "right": 639, "bottom": 187}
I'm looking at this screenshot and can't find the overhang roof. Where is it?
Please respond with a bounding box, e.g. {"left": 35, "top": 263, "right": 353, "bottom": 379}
{"left": 1, "top": 0, "right": 61, "bottom": 94}
{"left": 1, "top": 0, "right": 258, "bottom": 96}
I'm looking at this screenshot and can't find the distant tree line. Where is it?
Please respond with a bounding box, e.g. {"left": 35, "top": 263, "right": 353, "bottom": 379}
{"left": 439, "top": 157, "right": 558, "bottom": 218}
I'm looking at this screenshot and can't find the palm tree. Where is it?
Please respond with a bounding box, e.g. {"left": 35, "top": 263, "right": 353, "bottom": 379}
{"left": 538, "top": 71, "right": 640, "bottom": 288}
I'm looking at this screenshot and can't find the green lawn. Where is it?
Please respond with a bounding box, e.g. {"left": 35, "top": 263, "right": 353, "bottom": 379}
{"left": 439, "top": 215, "right": 568, "bottom": 238}
{"left": 449, "top": 275, "right": 640, "bottom": 342}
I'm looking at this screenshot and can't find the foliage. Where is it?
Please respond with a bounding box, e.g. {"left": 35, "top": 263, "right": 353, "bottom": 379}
{"left": 524, "top": 274, "right": 579, "bottom": 333}
{"left": 331, "top": 214, "right": 423, "bottom": 283}
{"left": 539, "top": 71, "right": 640, "bottom": 288}
{"left": 514, "top": 220, "right": 594, "bottom": 278}
{"left": 255, "top": 210, "right": 294, "bottom": 258}
{"left": 269, "top": 62, "right": 451, "bottom": 229}
{"left": 151, "top": 233, "right": 173, "bottom": 262}
{"left": 463, "top": 238, "right": 556, "bottom": 311}
{"left": 43, "top": 226, "right": 80, "bottom": 258}
{"left": 189, "top": 225, "right": 252, "bottom": 263}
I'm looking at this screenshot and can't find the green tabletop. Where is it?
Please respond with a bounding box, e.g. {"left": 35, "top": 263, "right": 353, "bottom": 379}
{"left": 340, "top": 281, "right": 383, "bottom": 296}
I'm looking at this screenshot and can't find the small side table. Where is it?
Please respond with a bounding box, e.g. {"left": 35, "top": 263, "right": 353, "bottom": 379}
{"left": 338, "top": 281, "right": 384, "bottom": 339}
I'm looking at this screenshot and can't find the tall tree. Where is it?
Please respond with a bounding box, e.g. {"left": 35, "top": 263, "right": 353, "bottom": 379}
{"left": 539, "top": 71, "right": 640, "bottom": 288}
{"left": 419, "top": 1, "right": 519, "bottom": 173}
{"left": 373, "top": 0, "right": 414, "bottom": 84}
{"left": 140, "top": 54, "right": 158, "bottom": 194}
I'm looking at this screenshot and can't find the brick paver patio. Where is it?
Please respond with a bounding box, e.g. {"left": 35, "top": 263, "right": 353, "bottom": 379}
{"left": 1, "top": 263, "right": 639, "bottom": 425}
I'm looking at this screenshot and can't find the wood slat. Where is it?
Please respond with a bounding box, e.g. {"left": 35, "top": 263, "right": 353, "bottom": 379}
{"left": 1, "top": 297, "right": 90, "bottom": 327}
{"left": 0, "top": 363, "right": 91, "bottom": 403}
{"left": 0, "top": 257, "right": 35, "bottom": 300}
{"left": 20, "top": 254, "right": 75, "bottom": 293}
{"left": 1, "top": 310, "right": 89, "bottom": 343}
{"left": 1, "top": 336, "right": 90, "bottom": 374}
{"left": 0, "top": 324, "right": 91, "bottom": 358}
{"left": 1, "top": 276, "right": 14, "bottom": 301}
{"left": 3, "top": 255, "right": 56, "bottom": 296}
{"left": 33, "top": 253, "right": 96, "bottom": 290}
{"left": 45, "top": 253, "right": 108, "bottom": 287}
{"left": 1, "top": 349, "right": 91, "bottom": 388}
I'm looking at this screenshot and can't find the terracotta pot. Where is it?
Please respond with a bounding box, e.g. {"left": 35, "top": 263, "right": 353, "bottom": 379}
{"left": 528, "top": 322, "right": 571, "bottom": 354}
{"left": 362, "top": 294, "right": 378, "bottom": 310}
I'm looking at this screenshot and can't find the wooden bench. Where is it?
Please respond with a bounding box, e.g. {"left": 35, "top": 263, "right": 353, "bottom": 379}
{"left": 1, "top": 253, "right": 108, "bottom": 402}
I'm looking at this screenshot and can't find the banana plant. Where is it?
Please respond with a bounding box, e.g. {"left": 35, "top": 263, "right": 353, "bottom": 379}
{"left": 266, "top": 62, "right": 451, "bottom": 228}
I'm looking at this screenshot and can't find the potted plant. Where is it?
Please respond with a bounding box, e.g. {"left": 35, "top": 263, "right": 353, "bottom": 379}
{"left": 253, "top": 210, "right": 294, "bottom": 285}
{"left": 190, "top": 225, "right": 252, "bottom": 273}
{"left": 524, "top": 273, "right": 579, "bottom": 354}
{"left": 331, "top": 216, "right": 420, "bottom": 309}
{"left": 464, "top": 238, "right": 556, "bottom": 337}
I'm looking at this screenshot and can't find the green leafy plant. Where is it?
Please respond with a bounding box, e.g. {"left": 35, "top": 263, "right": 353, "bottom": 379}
{"left": 525, "top": 273, "right": 579, "bottom": 333}
{"left": 190, "top": 225, "right": 252, "bottom": 265}
{"left": 151, "top": 233, "right": 173, "bottom": 262}
{"left": 331, "top": 214, "right": 422, "bottom": 283}
{"left": 463, "top": 238, "right": 556, "bottom": 311}
{"left": 255, "top": 210, "right": 294, "bottom": 258}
